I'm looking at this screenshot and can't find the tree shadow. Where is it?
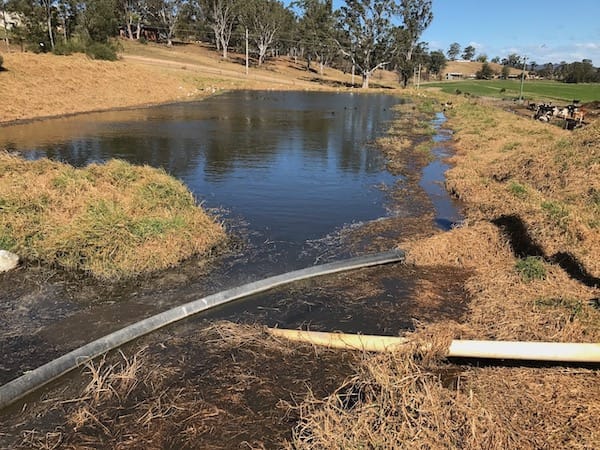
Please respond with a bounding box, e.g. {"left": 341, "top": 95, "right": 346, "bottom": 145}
{"left": 491, "top": 214, "right": 599, "bottom": 288}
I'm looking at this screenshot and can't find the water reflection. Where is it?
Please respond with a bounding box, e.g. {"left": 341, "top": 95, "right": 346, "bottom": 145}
{"left": 1, "top": 91, "right": 401, "bottom": 262}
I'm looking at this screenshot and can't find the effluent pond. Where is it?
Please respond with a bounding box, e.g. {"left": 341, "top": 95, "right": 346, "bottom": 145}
{"left": 0, "top": 91, "right": 465, "bottom": 387}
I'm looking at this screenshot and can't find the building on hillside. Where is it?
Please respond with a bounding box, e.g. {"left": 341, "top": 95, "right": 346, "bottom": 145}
{"left": 118, "top": 25, "right": 164, "bottom": 43}
{"left": 446, "top": 72, "right": 463, "bottom": 80}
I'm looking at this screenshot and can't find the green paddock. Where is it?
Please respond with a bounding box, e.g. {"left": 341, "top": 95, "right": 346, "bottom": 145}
{"left": 424, "top": 79, "right": 600, "bottom": 103}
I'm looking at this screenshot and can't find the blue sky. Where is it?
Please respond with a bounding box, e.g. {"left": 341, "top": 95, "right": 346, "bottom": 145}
{"left": 420, "top": 0, "right": 600, "bottom": 64}
{"left": 288, "top": 0, "right": 600, "bottom": 65}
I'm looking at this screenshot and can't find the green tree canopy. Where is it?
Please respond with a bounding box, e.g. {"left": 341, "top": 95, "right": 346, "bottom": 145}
{"left": 475, "top": 61, "right": 494, "bottom": 79}
{"left": 447, "top": 41, "right": 459, "bottom": 60}
{"left": 461, "top": 44, "right": 475, "bottom": 61}
{"left": 295, "top": 0, "right": 336, "bottom": 73}
{"left": 393, "top": 0, "right": 432, "bottom": 87}
{"left": 427, "top": 49, "right": 446, "bottom": 78}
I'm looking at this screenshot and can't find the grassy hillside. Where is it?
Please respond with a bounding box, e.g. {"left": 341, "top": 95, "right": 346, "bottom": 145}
{"left": 443, "top": 60, "right": 523, "bottom": 78}
{"left": 0, "top": 40, "right": 401, "bottom": 124}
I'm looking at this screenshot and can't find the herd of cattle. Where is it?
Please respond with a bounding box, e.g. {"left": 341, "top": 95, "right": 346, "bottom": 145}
{"left": 528, "top": 101, "right": 586, "bottom": 129}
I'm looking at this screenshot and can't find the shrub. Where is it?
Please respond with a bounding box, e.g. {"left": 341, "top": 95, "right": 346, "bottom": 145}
{"left": 515, "top": 256, "right": 546, "bottom": 282}
{"left": 85, "top": 42, "right": 118, "bottom": 61}
{"left": 53, "top": 40, "right": 86, "bottom": 56}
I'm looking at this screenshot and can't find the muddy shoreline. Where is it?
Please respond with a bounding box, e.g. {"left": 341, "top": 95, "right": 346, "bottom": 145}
{"left": 0, "top": 96, "right": 470, "bottom": 448}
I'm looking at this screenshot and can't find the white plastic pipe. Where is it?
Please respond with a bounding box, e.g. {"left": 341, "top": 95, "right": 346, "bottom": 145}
{"left": 268, "top": 328, "right": 600, "bottom": 363}
{"left": 268, "top": 328, "right": 410, "bottom": 352}
{"left": 447, "top": 340, "right": 600, "bottom": 363}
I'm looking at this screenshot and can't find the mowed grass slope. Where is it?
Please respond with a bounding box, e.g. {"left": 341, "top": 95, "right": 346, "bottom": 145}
{"left": 0, "top": 153, "right": 226, "bottom": 279}
{"left": 0, "top": 52, "right": 211, "bottom": 123}
{"left": 425, "top": 79, "right": 600, "bottom": 102}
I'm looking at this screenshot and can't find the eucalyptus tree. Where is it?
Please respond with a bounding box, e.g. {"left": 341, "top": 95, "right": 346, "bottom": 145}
{"left": 427, "top": 49, "right": 446, "bottom": 79}
{"left": 336, "top": 0, "right": 399, "bottom": 88}
{"left": 1, "top": 0, "right": 10, "bottom": 48}
{"left": 461, "top": 44, "right": 475, "bottom": 60}
{"left": 240, "top": 0, "right": 290, "bottom": 66}
{"left": 8, "top": 0, "right": 56, "bottom": 49}
{"left": 119, "top": 0, "right": 147, "bottom": 40}
{"left": 40, "top": 0, "right": 54, "bottom": 48}
{"left": 56, "top": 0, "right": 78, "bottom": 42}
{"left": 295, "top": 0, "right": 336, "bottom": 74}
{"left": 147, "top": 0, "right": 186, "bottom": 46}
{"left": 80, "top": 0, "right": 119, "bottom": 43}
{"left": 393, "top": 0, "right": 432, "bottom": 87}
{"left": 203, "top": 0, "right": 240, "bottom": 59}
{"left": 447, "top": 41, "right": 459, "bottom": 60}
{"left": 475, "top": 61, "right": 493, "bottom": 79}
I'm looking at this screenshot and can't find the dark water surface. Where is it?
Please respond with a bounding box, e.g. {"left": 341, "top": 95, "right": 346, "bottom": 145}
{"left": 1, "top": 91, "right": 401, "bottom": 267}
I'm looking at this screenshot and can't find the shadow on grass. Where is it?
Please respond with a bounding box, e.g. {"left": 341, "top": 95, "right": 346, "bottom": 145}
{"left": 492, "top": 214, "right": 599, "bottom": 288}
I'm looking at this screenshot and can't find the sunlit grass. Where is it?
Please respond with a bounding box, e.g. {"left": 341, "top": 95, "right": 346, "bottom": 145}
{"left": 0, "top": 154, "right": 226, "bottom": 279}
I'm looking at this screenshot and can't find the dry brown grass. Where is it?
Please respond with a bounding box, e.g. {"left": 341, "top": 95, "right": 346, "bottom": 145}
{"left": 443, "top": 98, "right": 600, "bottom": 275}
{"left": 442, "top": 60, "right": 524, "bottom": 79}
{"left": 290, "top": 337, "right": 600, "bottom": 449}
{"left": 0, "top": 152, "right": 225, "bottom": 279}
{"left": 0, "top": 51, "right": 209, "bottom": 123}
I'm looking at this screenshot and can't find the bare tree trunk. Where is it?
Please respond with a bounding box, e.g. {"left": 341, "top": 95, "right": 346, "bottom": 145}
{"left": 2, "top": 4, "right": 10, "bottom": 51}
{"left": 362, "top": 71, "right": 370, "bottom": 88}
{"left": 126, "top": 19, "right": 134, "bottom": 40}
{"left": 47, "top": 15, "right": 54, "bottom": 49}
{"left": 136, "top": 21, "right": 141, "bottom": 40}
{"left": 221, "top": 36, "right": 227, "bottom": 59}
{"left": 258, "top": 45, "right": 266, "bottom": 65}
{"left": 61, "top": 15, "right": 67, "bottom": 41}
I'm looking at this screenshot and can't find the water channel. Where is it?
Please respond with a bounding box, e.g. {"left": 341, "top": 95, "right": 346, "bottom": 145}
{"left": 0, "top": 91, "right": 464, "bottom": 390}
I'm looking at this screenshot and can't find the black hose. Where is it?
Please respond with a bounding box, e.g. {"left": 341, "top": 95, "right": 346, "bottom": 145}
{"left": 0, "top": 250, "right": 404, "bottom": 410}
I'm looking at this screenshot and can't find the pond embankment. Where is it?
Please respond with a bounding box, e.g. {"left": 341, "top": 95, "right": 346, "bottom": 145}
{"left": 291, "top": 92, "right": 600, "bottom": 449}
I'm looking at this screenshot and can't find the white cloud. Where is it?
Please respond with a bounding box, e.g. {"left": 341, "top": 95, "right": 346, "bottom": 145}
{"left": 468, "top": 41, "right": 484, "bottom": 51}
{"left": 484, "top": 42, "right": 600, "bottom": 65}
{"left": 575, "top": 42, "right": 600, "bottom": 50}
